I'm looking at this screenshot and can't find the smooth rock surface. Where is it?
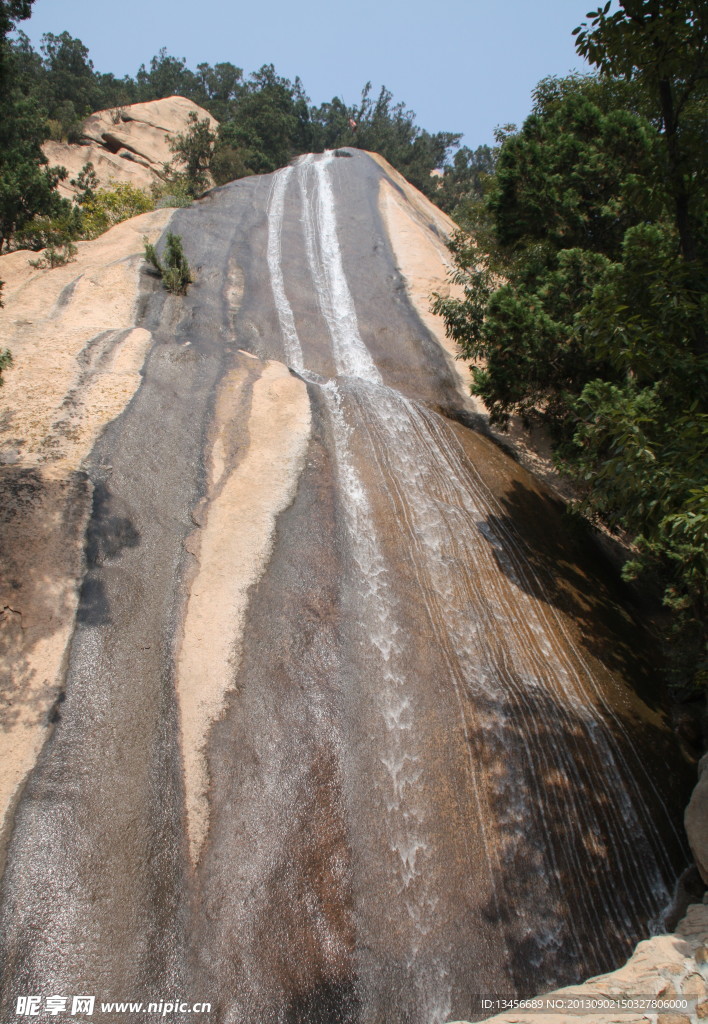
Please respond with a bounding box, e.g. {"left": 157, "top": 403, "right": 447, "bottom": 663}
{"left": 0, "top": 150, "right": 695, "bottom": 1023}
{"left": 44, "top": 96, "right": 218, "bottom": 198}
{"left": 0, "top": 208, "right": 173, "bottom": 872}
{"left": 686, "top": 755, "right": 708, "bottom": 885}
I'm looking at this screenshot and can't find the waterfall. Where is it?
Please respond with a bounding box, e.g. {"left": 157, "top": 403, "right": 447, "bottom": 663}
{"left": 266, "top": 164, "right": 304, "bottom": 370}
{"left": 0, "top": 150, "right": 686, "bottom": 1024}
{"left": 264, "top": 151, "right": 682, "bottom": 1012}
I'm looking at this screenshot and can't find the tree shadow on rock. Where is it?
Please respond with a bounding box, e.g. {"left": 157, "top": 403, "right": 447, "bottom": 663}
{"left": 77, "top": 481, "right": 141, "bottom": 626}
{"left": 285, "top": 979, "right": 360, "bottom": 1024}
{"left": 466, "top": 683, "right": 690, "bottom": 998}
{"left": 479, "top": 478, "right": 667, "bottom": 712}
{"left": 0, "top": 467, "right": 90, "bottom": 731}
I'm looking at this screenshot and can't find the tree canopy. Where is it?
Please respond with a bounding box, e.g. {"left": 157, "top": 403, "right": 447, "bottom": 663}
{"left": 4, "top": 30, "right": 462, "bottom": 195}
{"left": 434, "top": 3, "right": 708, "bottom": 689}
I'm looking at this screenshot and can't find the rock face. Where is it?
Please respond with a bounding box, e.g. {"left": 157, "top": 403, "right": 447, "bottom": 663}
{"left": 0, "top": 149, "right": 700, "bottom": 1022}
{"left": 43, "top": 96, "right": 218, "bottom": 198}
{"left": 459, "top": 902, "right": 708, "bottom": 1024}
{"left": 0, "top": 207, "right": 174, "bottom": 873}
{"left": 687, "top": 755, "right": 708, "bottom": 885}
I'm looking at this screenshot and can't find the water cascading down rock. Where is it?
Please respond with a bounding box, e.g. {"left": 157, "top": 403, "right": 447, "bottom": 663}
{"left": 0, "top": 149, "right": 691, "bottom": 1024}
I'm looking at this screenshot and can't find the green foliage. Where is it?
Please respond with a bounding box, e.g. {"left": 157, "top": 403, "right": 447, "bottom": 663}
{"left": 490, "top": 88, "right": 659, "bottom": 256}
{"left": 216, "top": 64, "right": 313, "bottom": 175}
{"left": 435, "top": 144, "right": 497, "bottom": 218}
{"left": 39, "top": 31, "right": 96, "bottom": 115}
{"left": 4, "top": 23, "right": 463, "bottom": 196}
{"left": 436, "top": 33, "right": 708, "bottom": 687}
{"left": 0, "top": 88, "right": 68, "bottom": 251}
{"left": 0, "top": 344, "right": 12, "bottom": 387}
{"left": 575, "top": 0, "right": 707, "bottom": 270}
{"left": 80, "top": 181, "right": 153, "bottom": 237}
{"left": 150, "top": 177, "right": 193, "bottom": 209}
{"left": 144, "top": 231, "right": 192, "bottom": 294}
{"left": 310, "top": 82, "right": 460, "bottom": 198}
{"left": 167, "top": 111, "right": 216, "bottom": 196}
{"left": 136, "top": 48, "right": 198, "bottom": 103}
{"left": 28, "top": 239, "right": 76, "bottom": 268}
{"left": 0, "top": 0, "right": 32, "bottom": 83}
{"left": 14, "top": 200, "right": 81, "bottom": 251}
{"left": 0, "top": 3, "right": 68, "bottom": 253}
{"left": 193, "top": 61, "right": 242, "bottom": 122}
{"left": 563, "top": 381, "right": 707, "bottom": 683}
{"left": 70, "top": 160, "right": 98, "bottom": 204}
{"left": 210, "top": 144, "right": 253, "bottom": 186}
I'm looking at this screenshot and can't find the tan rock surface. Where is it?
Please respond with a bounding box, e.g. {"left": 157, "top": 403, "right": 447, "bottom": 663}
{"left": 43, "top": 139, "right": 158, "bottom": 198}
{"left": 686, "top": 755, "right": 708, "bottom": 885}
{"left": 176, "top": 357, "right": 311, "bottom": 864}
{"left": 445, "top": 903, "right": 708, "bottom": 1024}
{"left": 0, "top": 207, "right": 173, "bottom": 871}
{"left": 44, "top": 96, "right": 218, "bottom": 199}
{"left": 376, "top": 171, "right": 471, "bottom": 406}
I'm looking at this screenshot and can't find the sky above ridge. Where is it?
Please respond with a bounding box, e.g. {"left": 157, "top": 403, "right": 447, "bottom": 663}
{"left": 20, "top": 0, "right": 594, "bottom": 148}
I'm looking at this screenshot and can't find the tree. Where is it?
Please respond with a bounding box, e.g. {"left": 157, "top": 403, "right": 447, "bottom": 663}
{"left": 40, "top": 31, "right": 98, "bottom": 136}
{"left": 0, "top": 2, "right": 68, "bottom": 252}
{"left": 434, "top": 54, "right": 707, "bottom": 687}
{"left": 0, "top": 91, "right": 68, "bottom": 250}
{"left": 435, "top": 144, "right": 497, "bottom": 218}
{"left": 574, "top": 0, "right": 708, "bottom": 272}
{"left": 168, "top": 111, "right": 216, "bottom": 196}
{"left": 136, "top": 48, "right": 198, "bottom": 102}
{"left": 0, "top": 0, "right": 31, "bottom": 82}
{"left": 309, "top": 82, "right": 460, "bottom": 197}
{"left": 80, "top": 180, "right": 153, "bottom": 238}
{"left": 0, "top": 0, "right": 34, "bottom": 382}
{"left": 194, "top": 61, "right": 242, "bottom": 122}
{"left": 217, "top": 65, "right": 313, "bottom": 174}
{"left": 434, "top": 75, "right": 659, "bottom": 432}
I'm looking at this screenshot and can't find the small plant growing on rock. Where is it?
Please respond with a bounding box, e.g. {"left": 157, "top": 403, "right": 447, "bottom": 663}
{"left": 144, "top": 232, "right": 193, "bottom": 294}
{"left": 28, "top": 241, "right": 77, "bottom": 269}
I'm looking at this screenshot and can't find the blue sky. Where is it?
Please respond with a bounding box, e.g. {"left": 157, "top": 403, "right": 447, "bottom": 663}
{"left": 20, "top": 0, "right": 595, "bottom": 148}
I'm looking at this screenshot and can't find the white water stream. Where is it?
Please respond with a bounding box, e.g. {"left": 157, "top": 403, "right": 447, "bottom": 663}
{"left": 264, "top": 151, "right": 681, "bottom": 1018}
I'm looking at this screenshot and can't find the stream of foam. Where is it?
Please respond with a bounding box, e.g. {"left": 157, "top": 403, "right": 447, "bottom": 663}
{"left": 266, "top": 165, "right": 304, "bottom": 369}
{"left": 268, "top": 152, "right": 454, "bottom": 1019}
{"left": 297, "top": 154, "right": 382, "bottom": 384}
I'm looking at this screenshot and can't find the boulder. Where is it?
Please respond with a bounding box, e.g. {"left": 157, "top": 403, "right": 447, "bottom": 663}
{"left": 457, "top": 902, "right": 708, "bottom": 1024}
{"left": 43, "top": 96, "right": 218, "bottom": 199}
{"left": 686, "top": 753, "right": 708, "bottom": 885}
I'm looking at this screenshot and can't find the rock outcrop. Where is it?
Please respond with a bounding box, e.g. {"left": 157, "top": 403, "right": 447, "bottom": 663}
{"left": 0, "top": 148, "right": 704, "bottom": 1019}
{"left": 451, "top": 902, "right": 708, "bottom": 1024}
{"left": 43, "top": 96, "right": 218, "bottom": 198}
{"left": 687, "top": 754, "right": 708, "bottom": 886}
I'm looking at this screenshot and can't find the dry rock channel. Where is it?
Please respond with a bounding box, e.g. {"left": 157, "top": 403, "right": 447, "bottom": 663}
{"left": 0, "top": 150, "right": 705, "bottom": 1024}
